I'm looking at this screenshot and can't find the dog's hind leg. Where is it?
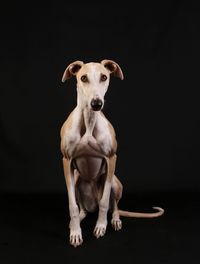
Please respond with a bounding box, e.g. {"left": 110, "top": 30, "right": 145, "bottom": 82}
{"left": 76, "top": 190, "right": 87, "bottom": 222}
{"left": 111, "top": 175, "right": 123, "bottom": 231}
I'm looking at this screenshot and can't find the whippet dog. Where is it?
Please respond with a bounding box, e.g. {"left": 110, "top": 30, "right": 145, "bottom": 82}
{"left": 60, "top": 59, "right": 164, "bottom": 247}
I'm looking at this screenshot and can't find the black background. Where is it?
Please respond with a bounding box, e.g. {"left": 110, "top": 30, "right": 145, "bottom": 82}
{"left": 0, "top": 1, "right": 200, "bottom": 263}
{"left": 1, "top": 1, "right": 200, "bottom": 193}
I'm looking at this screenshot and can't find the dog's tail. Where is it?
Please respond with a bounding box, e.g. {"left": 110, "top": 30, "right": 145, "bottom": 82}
{"left": 118, "top": 207, "right": 164, "bottom": 218}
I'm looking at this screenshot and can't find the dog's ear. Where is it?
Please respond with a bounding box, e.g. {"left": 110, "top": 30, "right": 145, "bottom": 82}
{"left": 101, "top": 59, "right": 124, "bottom": 80}
{"left": 62, "top": 61, "right": 84, "bottom": 82}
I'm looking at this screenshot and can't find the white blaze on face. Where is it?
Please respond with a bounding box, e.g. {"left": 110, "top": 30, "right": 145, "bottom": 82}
{"left": 76, "top": 63, "right": 110, "bottom": 109}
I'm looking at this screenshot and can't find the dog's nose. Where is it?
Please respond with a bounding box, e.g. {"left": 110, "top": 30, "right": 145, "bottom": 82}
{"left": 90, "top": 98, "right": 103, "bottom": 111}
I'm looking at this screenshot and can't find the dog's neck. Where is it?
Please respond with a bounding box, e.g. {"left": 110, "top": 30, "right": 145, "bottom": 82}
{"left": 76, "top": 97, "right": 98, "bottom": 137}
{"left": 83, "top": 107, "right": 97, "bottom": 136}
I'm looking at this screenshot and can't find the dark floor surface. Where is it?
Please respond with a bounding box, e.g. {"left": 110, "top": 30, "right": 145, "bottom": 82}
{"left": 0, "top": 192, "right": 199, "bottom": 264}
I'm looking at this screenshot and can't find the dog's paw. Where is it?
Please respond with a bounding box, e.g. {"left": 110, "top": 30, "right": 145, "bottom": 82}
{"left": 111, "top": 218, "right": 122, "bottom": 231}
{"left": 69, "top": 229, "right": 83, "bottom": 247}
{"left": 93, "top": 223, "right": 107, "bottom": 238}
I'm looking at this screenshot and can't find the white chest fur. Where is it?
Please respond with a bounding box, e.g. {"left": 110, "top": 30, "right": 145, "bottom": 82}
{"left": 62, "top": 108, "right": 115, "bottom": 159}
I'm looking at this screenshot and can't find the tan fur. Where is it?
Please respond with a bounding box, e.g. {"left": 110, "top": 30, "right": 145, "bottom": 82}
{"left": 60, "top": 60, "right": 164, "bottom": 247}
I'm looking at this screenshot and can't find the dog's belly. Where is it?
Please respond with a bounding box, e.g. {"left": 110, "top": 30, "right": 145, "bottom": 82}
{"left": 75, "top": 156, "right": 105, "bottom": 181}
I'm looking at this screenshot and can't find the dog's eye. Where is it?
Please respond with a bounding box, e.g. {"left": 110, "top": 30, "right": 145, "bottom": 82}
{"left": 81, "top": 75, "right": 88, "bottom": 82}
{"left": 100, "top": 74, "right": 107, "bottom": 82}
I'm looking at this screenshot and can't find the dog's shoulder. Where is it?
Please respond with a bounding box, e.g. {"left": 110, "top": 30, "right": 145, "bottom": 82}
{"left": 60, "top": 109, "right": 76, "bottom": 138}
{"left": 99, "top": 112, "right": 117, "bottom": 154}
{"left": 100, "top": 112, "right": 116, "bottom": 136}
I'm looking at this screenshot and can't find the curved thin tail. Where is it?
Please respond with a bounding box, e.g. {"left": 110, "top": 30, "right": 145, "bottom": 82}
{"left": 118, "top": 207, "right": 164, "bottom": 218}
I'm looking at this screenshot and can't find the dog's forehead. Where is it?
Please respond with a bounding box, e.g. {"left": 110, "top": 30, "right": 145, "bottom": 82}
{"left": 77, "top": 62, "right": 108, "bottom": 76}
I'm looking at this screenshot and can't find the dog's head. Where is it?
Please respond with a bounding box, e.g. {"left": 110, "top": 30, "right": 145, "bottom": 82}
{"left": 62, "top": 60, "right": 124, "bottom": 111}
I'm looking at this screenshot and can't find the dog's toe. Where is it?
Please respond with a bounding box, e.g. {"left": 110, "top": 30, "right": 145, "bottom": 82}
{"left": 70, "top": 229, "right": 83, "bottom": 247}
{"left": 93, "top": 224, "right": 107, "bottom": 238}
{"left": 111, "top": 218, "right": 122, "bottom": 231}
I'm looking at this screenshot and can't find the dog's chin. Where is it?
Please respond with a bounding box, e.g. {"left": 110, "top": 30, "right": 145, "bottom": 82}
{"left": 92, "top": 108, "right": 102, "bottom": 112}
{"left": 91, "top": 105, "right": 103, "bottom": 112}
{"left": 85, "top": 103, "right": 103, "bottom": 112}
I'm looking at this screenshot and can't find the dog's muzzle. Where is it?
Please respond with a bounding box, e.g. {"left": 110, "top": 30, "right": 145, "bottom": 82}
{"left": 90, "top": 98, "right": 103, "bottom": 111}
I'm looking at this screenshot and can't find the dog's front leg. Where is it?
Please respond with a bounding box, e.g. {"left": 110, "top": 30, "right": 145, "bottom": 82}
{"left": 63, "top": 157, "right": 82, "bottom": 247}
{"left": 94, "top": 155, "right": 117, "bottom": 238}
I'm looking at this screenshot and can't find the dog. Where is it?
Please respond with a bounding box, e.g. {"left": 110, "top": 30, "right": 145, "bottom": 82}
{"left": 60, "top": 59, "right": 164, "bottom": 247}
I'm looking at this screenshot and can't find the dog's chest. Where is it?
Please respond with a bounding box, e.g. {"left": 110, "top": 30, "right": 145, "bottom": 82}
{"left": 64, "top": 112, "right": 114, "bottom": 158}
{"left": 64, "top": 113, "right": 114, "bottom": 180}
{"left": 93, "top": 116, "right": 113, "bottom": 154}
